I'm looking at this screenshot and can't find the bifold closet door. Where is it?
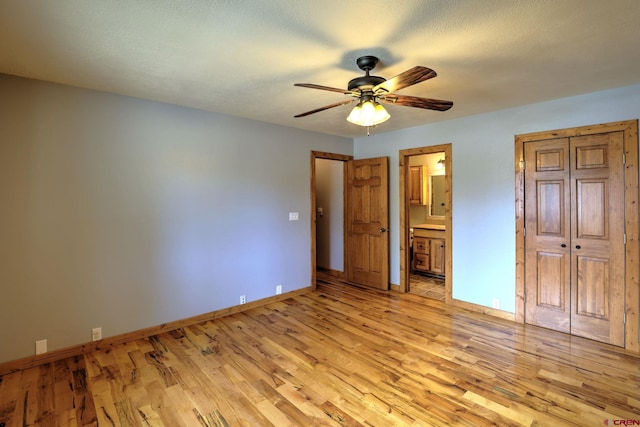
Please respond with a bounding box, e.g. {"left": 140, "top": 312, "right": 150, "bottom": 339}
{"left": 524, "top": 132, "right": 625, "bottom": 346}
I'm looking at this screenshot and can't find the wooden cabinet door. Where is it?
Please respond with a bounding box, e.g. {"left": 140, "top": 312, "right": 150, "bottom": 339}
{"left": 408, "top": 166, "right": 423, "bottom": 205}
{"left": 346, "top": 157, "right": 389, "bottom": 290}
{"left": 429, "top": 238, "right": 445, "bottom": 275}
{"left": 524, "top": 133, "right": 625, "bottom": 346}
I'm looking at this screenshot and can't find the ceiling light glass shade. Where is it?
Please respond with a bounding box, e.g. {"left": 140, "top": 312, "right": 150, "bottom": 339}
{"left": 346, "top": 99, "right": 390, "bottom": 126}
{"left": 436, "top": 158, "right": 445, "bottom": 169}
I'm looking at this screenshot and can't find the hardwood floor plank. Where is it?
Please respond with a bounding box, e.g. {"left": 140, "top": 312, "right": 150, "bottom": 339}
{"left": 1, "top": 274, "right": 640, "bottom": 426}
{"left": 20, "top": 365, "right": 40, "bottom": 426}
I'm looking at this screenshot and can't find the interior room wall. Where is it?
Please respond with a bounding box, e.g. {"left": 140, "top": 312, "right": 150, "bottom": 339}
{"left": 0, "top": 74, "right": 352, "bottom": 364}
{"left": 355, "top": 83, "right": 640, "bottom": 313}
{"left": 315, "top": 158, "right": 344, "bottom": 272}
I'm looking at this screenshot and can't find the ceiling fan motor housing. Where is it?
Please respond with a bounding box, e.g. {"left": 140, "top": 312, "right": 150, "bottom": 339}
{"left": 349, "top": 55, "right": 386, "bottom": 92}
{"left": 348, "top": 75, "right": 386, "bottom": 92}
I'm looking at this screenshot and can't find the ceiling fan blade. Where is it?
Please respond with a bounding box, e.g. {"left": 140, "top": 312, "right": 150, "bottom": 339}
{"left": 381, "top": 94, "right": 453, "bottom": 111}
{"left": 294, "top": 99, "right": 355, "bottom": 118}
{"left": 294, "top": 83, "right": 351, "bottom": 94}
{"left": 373, "top": 66, "right": 437, "bottom": 94}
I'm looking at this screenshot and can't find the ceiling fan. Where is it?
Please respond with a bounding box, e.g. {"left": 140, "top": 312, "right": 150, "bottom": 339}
{"left": 293, "top": 55, "right": 453, "bottom": 129}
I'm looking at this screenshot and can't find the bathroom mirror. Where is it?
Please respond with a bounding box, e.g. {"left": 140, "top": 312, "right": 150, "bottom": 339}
{"left": 429, "top": 175, "right": 445, "bottom": 217}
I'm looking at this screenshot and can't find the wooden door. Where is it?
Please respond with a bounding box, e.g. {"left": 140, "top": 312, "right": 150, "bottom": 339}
{"left": 346, "top": 157, "right": 389, "bottom": 290}
{"left": 569, "top": 132, "right": 625, "bottom": 346}
{"left": 524, "top": 133, "right": 625, "bottom": 346}
{"left": 524, "top": 138, "right": 572, "bottom": 333}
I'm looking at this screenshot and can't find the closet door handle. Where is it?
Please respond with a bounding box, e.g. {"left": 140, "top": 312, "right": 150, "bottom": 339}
{"left": 575, "top": 245, "right": 581, "bottom": 249}
{"left": 561, "top": 244, "right": 567, "bottom": 248}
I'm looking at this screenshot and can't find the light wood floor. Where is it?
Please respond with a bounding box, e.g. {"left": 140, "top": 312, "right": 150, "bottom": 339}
{"left": 1, "top": 275, "right": 639, "bottom": 426}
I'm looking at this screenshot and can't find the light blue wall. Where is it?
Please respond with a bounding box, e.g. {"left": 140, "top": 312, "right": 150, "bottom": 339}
{"left": 355, "top": 84, "right": 640, "bottom": 312}
{"left": 0, "top": 74, "right": 352, "bottom": 363}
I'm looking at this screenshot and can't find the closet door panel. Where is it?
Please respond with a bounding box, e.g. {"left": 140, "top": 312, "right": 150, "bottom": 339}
{"left": 570, "top": 133, "right": 625, "bottom": 346}
{"left": 524, "top": 138, "right": 571, "bottom": 332}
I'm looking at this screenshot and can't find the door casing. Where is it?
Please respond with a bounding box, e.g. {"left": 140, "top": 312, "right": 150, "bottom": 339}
{"left": 310, "top": 151, "right": 352, "bottom": 289}
{"left": 399, "top": 144, "right": 452, "bottom": 301}
{"left": 311, "top": 152, "right": 390, "bottom": 290}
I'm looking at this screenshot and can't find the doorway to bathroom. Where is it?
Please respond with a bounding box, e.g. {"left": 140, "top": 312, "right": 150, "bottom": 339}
{"left": 399, "top": 144, "right": 452, "bottom": 302}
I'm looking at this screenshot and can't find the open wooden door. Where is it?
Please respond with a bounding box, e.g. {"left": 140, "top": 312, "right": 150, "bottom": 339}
{"left": 346, "top": 157, "right": 389, "bottom": 290}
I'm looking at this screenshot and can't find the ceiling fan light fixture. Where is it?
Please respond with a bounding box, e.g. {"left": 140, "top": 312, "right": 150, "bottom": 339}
{"left": 346, "top": 98, "right": 390, "bottom": 127}
{"left": 294, "top": 55, "right": 452, "bottom": 132}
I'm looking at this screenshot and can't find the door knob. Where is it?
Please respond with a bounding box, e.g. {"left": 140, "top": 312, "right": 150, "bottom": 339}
{"left": 575, "top": 245, "right": 581, "bottom": 249}
{"left": 561, "top": 244, "right": 567, "bottom": 248}
{"left": 379, "top": 227, "right": 388, "bottom": 233}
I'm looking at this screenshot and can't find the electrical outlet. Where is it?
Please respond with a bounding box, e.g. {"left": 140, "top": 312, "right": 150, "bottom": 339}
{"left": 92, "top": 327, "right": 102, "bottom": 341}
{"left": 276, "top": 285, "right": 282, "bottom": 295}
{"left": 35, "top": 339, "right": 47, "bottom": 355}
{"left": 288, "top": 212, "right": 299, "bottom": 221}
{"left": 240, "top": 295, "right": 246, "bottom": 304}
{"left": 492, "top": 298, "right": 500, "bottom": 309}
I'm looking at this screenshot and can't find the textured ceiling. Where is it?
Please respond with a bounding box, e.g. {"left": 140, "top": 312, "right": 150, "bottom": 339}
{"left": 1, "top": 0, "right": 640, "bottom": 138}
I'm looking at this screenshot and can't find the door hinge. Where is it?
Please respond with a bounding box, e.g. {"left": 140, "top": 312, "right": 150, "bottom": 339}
{"left": 624, "top": 312, "right": 627, "bottom": 324}
{"left": 624, "top": 233, "right": 627, "bottom": 245}
{"left": 623, "top": 153, "right": 626, "bottom": 165}
{"left": 520, "top": 160, "right": 526, "bottom": 170}
{"left": 523, "top": 227, "right": 526, "bottom": 237}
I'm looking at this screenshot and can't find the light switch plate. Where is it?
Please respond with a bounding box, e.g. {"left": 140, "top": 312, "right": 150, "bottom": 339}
{"left": 289, "top": 212, "right": 299, "bottom": 221}
{"left": 35, "top": 339, "right": 47, "bottom": 355}
{"left": 92, "top": 327, "right": 102, "bottom": 341}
